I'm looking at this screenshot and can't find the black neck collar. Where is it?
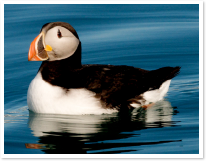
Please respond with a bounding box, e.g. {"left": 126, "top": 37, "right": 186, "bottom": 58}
{"left": 39, "top": 42, "right": 82, "bottom": 73}
{"left": 39, "top": 42, "right": 82, "bottom": 87}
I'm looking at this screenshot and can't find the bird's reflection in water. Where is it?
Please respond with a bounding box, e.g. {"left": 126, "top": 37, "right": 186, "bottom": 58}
{"left": 26, "top": 100, "right": 180, "bottom": 154}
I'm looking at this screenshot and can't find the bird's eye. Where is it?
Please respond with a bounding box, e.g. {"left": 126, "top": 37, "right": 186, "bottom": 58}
{"left": 57, "top": 29, "right": 62, "bottom": 38}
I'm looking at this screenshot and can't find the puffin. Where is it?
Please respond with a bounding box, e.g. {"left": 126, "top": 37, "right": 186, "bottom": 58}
{"left": 27, "top": 22, "right": 180, "bottom": 115}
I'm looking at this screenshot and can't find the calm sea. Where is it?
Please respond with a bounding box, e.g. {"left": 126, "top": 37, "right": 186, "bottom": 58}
{"left": 4, "top": 4, "right": 199, "bottom": 154}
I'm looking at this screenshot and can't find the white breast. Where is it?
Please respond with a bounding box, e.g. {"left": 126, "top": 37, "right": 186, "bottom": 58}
{"left": 27, "top": 72, "right": 117, "bottom": 115}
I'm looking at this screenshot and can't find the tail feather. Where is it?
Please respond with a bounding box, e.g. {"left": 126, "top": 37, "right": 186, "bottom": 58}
{"left": 146, "top": 66, "right": 181, "bottom": 90}
{"left": 158, "top": 66, "right": 181, "bottom": 80}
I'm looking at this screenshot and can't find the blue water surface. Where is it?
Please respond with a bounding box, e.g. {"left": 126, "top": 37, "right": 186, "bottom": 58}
{"left": 4, "top": 4, "right": 199, "bottom": 154}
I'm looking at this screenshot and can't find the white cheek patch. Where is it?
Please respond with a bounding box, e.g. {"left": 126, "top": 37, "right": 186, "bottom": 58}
{"left": 44, "top": 26, "right": 79, "bottom": 61}
{"left": 57, "top": 36, "right": 79, "bottom": 58}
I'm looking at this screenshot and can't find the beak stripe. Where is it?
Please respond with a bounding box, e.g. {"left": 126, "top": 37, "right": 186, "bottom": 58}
{"left": 37, "top": 35, "right": 44, "bottom": 53}
{"left": 28, "top": 35, "right": 41, "bottom": 61}
{"left": 28, "top": 33, "right": 49, "bottom": 61}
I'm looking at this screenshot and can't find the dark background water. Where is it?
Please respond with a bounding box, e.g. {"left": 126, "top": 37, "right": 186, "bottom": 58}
{"left": 4, "top": 4, "right": 199, "bottom": 154}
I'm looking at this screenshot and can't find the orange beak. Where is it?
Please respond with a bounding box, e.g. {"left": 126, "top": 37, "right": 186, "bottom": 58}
{"left": 28, "top": 32, "right": 52, "bottom": 61}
